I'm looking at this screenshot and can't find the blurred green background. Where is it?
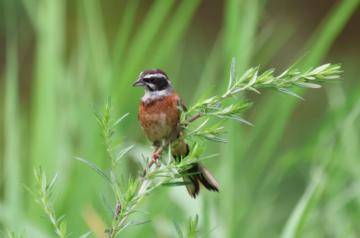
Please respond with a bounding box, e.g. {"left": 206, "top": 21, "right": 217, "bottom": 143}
{"left": 1, "top": 0, "right": 359, "bottom": 237}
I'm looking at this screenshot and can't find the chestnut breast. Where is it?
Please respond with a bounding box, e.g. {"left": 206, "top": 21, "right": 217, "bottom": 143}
{"left": 138, "top": 94, "right": 180, "bottom": 143}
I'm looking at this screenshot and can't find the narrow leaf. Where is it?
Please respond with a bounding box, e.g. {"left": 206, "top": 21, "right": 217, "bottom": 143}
{"left": 310, "top": 63, "right": 330, "bottom": 74}
{"left": 74, "top": 157, "right": 112, "bottom": 184}
{"left": 296, "top": 82, "right": 322, "bottom": 89}
{"left": 115, "top": 145, "right": 135, "bottom": 162}
{"left": 278, "top": 88, "right": 304, "bottom": 100}
{"left": 228, "top": 57, "right": 236, "bottom": 90}
{"left": 112, "top": 112, "right": 129, "bottom": 128}
{"left": 79, "top": 231, "right": 93, "bottom": 238}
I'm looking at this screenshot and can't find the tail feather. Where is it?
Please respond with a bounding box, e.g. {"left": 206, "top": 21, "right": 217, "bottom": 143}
{"left": 183, "top": 175, "right": 200, "bottom": 198}
{"left": 197, "top": 165, "right": 219, "bottom": 192}
{"left": 172, "top": 140, "right": 219, "bottom": 198}
{"left": 183, "top": 163, "right": 219, "bottom": 198}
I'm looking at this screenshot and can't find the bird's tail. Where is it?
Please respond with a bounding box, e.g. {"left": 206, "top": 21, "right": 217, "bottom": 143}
{"left": 183, "top": 163, "right": 219, "bottom": 198}
{"left": 171, "top": 140, "right": 219, "bottom": 198}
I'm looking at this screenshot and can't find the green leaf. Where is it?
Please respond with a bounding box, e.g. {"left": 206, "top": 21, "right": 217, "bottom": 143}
{"left": 112, "top": 113, "right": 129, "bottom": 128}
{"left": 48, "top": 173, "right": 58, "bottom": 193}
{"left": 128, "top": 220, "right": 151, "bottom": 227}
{"left": 228, "top": 57, "right": 236, "bottom": 90}
{"left": 295, "top": 82, "right": 322, "bottom": 89}
{"left": 79, "top": 231, "right": 92, "bottom": 238}
{"left": 59, "top": 221, "right": 67, "bottom": 236}
{"left": 278, "top": 88, "right": 304, "bottom": 100}
{"left": 56, "top": 215, "right": 66, "bottom": 224}
{"left": 115, "top": 145, "right": 134, "bottom": 162}
{"left": 74, "top": 157, "right": 112, "bottom": 184}
{"left": 187, "top": 215, "right": 199, "bottom": 238}
{"left": 214, "top": 114, "right": 253, "bottom": 126}
{"left": 309, "top": 63, "right": 331, "bottom": 74}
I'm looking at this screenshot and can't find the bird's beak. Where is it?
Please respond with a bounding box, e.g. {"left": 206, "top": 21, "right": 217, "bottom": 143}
{"left": 132, "top": 78, "right": 145, "bottom": 87}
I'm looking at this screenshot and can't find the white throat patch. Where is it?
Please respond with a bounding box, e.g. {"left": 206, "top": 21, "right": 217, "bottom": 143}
{"left": 142, "top": 87, "right": 172, "bottom": 103}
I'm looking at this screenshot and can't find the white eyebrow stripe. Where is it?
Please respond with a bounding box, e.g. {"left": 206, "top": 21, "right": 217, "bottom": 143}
{"left": 143, "top": 73, "right": 167, "bottom": 79}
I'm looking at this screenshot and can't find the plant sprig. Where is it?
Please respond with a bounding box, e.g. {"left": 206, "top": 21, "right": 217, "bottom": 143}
{"left": 106, "top": 155, "right": 205, "bottom": 237}
{"left": 94, "top": 98, "right": 130, "bottom": 168}
{"left": 30, "top": 168, "right": 67, "bottom": 238}
{"left": 173, "top": 215, "right": 200, "bottom": 238}
{"left": 182, "top": 60, "right": 342, "bottom": 141}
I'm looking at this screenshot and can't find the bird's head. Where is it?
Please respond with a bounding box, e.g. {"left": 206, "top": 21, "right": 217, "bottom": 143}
{"left": 133, "top": 69, "right": 172, "bottom": 92}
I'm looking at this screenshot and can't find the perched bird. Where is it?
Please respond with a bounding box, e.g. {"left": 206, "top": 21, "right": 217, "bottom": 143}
{"left": 133, "top": 69, "right": 219, "bottom": 198}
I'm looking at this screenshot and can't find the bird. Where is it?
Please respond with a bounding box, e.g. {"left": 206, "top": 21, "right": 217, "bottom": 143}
{"left": 133, "top": 69, "right": 219, "bottom": 198}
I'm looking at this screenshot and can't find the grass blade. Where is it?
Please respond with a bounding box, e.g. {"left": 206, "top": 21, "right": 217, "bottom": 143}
{"left": 3, "top": 0, "right": 22, "bottom": 226}
{"left": 281, "top": 168, "right": 325, "bottom": 238}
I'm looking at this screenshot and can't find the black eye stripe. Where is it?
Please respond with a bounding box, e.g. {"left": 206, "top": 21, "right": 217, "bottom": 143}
{"left": 142, "top": 77, "right": 169, "bottom": 90}
{"left": 144, "top": 76, "right": 166, "bottom": 82}
{"left": 144, "top": 77, "right": 156, "bottom": 83}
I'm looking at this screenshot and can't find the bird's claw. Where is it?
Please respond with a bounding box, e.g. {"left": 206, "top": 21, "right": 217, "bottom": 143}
{"left": 143, "top": 151, "right": 161, "bottom": 176}
{"left": 151, "top": 151, "right": 161, "bottom": 167}
{"left": 152, "top": 151, "right": 160, "bottom": 161}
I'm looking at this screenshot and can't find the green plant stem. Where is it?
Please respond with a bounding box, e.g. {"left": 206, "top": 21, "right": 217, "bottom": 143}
{"left": 108, "top": 161, "right": 179, "bottom": 237}
{"left": 39, "top": 197, "right": 65, "bottom": 238}
{"left": 32, "top": 169, "right": 67, "bottom": 238}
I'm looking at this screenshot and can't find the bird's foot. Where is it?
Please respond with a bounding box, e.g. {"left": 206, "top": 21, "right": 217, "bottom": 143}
{"left": 142, "top": 151, "right": 161, "bottom": 176}
{"left": 152, "top": 151, "right": 160, "bottom": 160}
{"left": 150, "top": 151, "right": 161, "bottom": 168}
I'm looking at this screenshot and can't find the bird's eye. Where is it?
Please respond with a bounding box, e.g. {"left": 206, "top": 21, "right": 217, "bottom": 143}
{"left": 145, "top": 77, "right": 156, "bottom": 83}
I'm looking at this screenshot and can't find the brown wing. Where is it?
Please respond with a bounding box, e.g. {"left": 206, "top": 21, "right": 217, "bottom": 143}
{"left": 177, "top": 97, "right": 187, "bottom": 112}
{"left": 171, "top": 94, "right": 189, "bottom": 158}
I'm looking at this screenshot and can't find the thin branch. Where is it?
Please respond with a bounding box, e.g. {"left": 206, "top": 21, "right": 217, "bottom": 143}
{"left": 31, "top": 168, "right": 67, "bottom": 238}
{"left": 186, "top": 113, "right": 203, "bottom": 124}
{"left": 181, "top": 63, "right": 342, "bottom": 132}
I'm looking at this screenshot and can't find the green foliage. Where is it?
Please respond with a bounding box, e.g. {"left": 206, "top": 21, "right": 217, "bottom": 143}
{"left": 187, "top": 215, "right": 200, "bottom": 238}
{"left": 184, "top": 62, "right": 342, "bottom": 121}
{"left": 172, "top": 215, "right": 199, "bottom": 238}
{"left": 30, "top": 168, "right": 67, "bottom": 238}
{"left": 93, "top": 98, "right": 131, "bottom": 168}
{"left": 182, "top": 61, "right": 342, "bottom": 145}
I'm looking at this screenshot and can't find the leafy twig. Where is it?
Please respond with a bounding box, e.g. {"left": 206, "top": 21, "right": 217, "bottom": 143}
{"left": 30, "top": 168, "right": 67, "bottom": 238}
{"left": 106, "top": 144, "right": 209, "bottom": 237}
{"left": 173, "top": 215, "right": 200, "bottom": 238}
{"left": 181, "top": 62, "right": 342, "bottom": 143}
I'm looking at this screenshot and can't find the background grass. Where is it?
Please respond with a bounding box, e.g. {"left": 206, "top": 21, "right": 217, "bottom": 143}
{"left": 1, "top": 0, "right": 359, "bottom": 237}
